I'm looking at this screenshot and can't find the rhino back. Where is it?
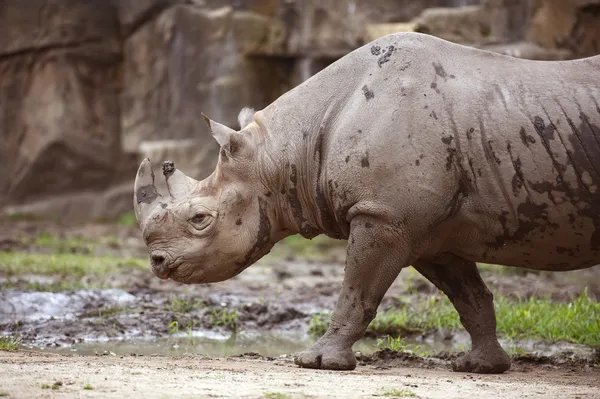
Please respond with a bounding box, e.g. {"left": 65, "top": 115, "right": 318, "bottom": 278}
{"left": 328, "top": 34, "right": 600, "bottom": 270}
{"left": 264, "top": 32, "right": 600, "bottom": 270}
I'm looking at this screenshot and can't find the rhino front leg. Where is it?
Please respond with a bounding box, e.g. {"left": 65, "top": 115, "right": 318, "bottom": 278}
{"left": 294, "top": 216, "right": 410, "bottom": 370}
{"left": 413, "top": 256, "right": 511, "bottom": 373}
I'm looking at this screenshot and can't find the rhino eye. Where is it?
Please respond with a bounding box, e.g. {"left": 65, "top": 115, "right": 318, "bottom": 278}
{"left": 189, "top": 213, "right": 211, "bottom": 230}
{"left": 191, "top": 214, "right": 206, "bottom": 224}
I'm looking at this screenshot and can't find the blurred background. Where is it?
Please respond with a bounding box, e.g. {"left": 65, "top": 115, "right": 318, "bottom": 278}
{"left": 0, "top": 0, "right": 599, "bottom": 363}
{"left": 1, "top": 0, "right": 600, "bottom": 221}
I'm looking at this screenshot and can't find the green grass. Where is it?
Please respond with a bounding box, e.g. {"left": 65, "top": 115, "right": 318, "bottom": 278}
{"left": 83, "top": 384, "right": 94, "bottom": 390}
{"left": 267, "top": 234, "right": 346, "bottom": 261}
{"left": 208, "top": 308, "right": 239, "bottom": 332}
{"left": 0, "top": 251, "right": 147, "bottom": 279}
{"left": 0, "top": 335, "right": 21, "bottom": 351}
{"left": 116, "top": 211, "right": 137, "bottom": 227}
{"left": 0, "top": 392, "right": 9, "bottom": 397}
{"left": 30, "top": 232, "right": 97, "bottom": 254}
{"left": 168, "top": 296, "right": 205, "bottom": 314}
{"left": 374, "top": 389, "right": 416, "bottom": 397}
{"left": 309, "top": 289, "right": 600, "bottom": 347}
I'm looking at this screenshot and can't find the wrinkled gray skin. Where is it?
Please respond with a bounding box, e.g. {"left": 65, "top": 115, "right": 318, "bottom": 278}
{"left": 134, "top": 32, "right": 600, "bottom": 374}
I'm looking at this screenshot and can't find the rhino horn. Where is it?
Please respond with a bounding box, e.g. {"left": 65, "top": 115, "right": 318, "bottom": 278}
{"left": 162, "top": 160, "right": 198, "bottom": 200}
{"left": 133, "top": 158, "right": 162, "bottom": 229}
{"left": 202, "top": 113, "right": 237, "bottom": 149}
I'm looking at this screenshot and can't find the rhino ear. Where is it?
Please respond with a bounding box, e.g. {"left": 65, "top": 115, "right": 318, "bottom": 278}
{"left": 201, "top": 113, "right": 250, "bottom": 157}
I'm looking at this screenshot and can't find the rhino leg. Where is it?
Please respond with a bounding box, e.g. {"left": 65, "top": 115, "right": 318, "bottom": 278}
{"left": 294, "top": 216, "right": 410, "bottom": 370}
{"left": 413, "top": 256, "right": 511, "bottom": 374}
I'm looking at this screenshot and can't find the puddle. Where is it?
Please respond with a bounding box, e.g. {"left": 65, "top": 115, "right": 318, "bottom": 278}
{"left": 24, "top": 331, "right": 382, "bottom": 358}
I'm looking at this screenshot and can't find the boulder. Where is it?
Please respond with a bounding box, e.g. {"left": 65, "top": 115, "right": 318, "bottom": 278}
{"left": 0, "top": 0, "right": 123, "bottom": 208}
{"left": 527, "top": 0, "right": 600, "bottom": 58}
{"left": 120, "top": 5, "right": 290, "bottom": 153}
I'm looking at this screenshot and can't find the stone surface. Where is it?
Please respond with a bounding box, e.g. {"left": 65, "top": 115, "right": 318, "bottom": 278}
{"left": 527, "top": 0, "right": 600, "bottom": 58}
{"left": 0, "top": 0, "right": 123, "bottom": 209}
{"left": 120, "top": 5, "right": 292, "bottom": 153}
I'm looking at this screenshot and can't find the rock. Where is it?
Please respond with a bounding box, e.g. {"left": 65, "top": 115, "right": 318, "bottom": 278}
{"left": 479, "top": 41, "right": 574, "bottom": 60}
{"left": 120, "top": 5, "right": 291, "bottom": 154}
{"left": 413, "top": 5, "right": 494, "bottom": 45}
{"left": 0, "top": 0, "right": 123, "bottom": 208}
{"left": 527, "top": 0, "right": 600, "bottom": 58}
{"left": 365, "top": 23, "right": 417, "bottom": 42}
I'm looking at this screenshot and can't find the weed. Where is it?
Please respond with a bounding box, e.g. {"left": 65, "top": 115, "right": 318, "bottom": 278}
{"left": 168, "top": 296, "right": 204, "bottom": 314}
{"left": 83, "top": 384, "right": 94, "bottom": 390}
{"left": 168, "top": 321, "right": 180, "bottom": 335}
{"left": 263, "top": 393, "right": 291, "bottom": 399}
{"left": 208, "top": 308, "right": 239, "bottom": 332}
{"left": 376, "top": 336, "right": 410, "bottom": 352}
{"left": 307, "top": 311, "right": 330, "bottom": 337}
{"left": 41, "top": 382, "right": 62, "bottom": 390}
{"left": 0, "top": 335, "right": 21, "bottom": 351}
{"left": 0, "top": 392, "right": 8, "bottom": 397}
{"left": 374, "top": 389, "right": 416, "bottom": 397}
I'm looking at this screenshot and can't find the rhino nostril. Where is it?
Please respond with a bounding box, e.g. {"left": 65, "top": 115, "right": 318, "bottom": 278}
{"left": 150, "top": 254, "right": 165, "bottom": 266}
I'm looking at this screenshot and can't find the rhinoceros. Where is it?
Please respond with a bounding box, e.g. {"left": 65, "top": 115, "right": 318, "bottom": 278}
{"left": 133, "top": 32, "right": 600, "bottom": 374}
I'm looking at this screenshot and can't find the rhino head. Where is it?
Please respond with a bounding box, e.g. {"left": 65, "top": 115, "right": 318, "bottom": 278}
{"left": 133, "top": 109, "right": 287, "bottom": 284}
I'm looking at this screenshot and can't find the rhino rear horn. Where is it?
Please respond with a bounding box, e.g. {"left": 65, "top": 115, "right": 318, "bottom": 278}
{"left": 134, "top": 158, "right": 163, "bottom": 229}
{"left": 162, "top": 160, "right": 198, "bottom": 200}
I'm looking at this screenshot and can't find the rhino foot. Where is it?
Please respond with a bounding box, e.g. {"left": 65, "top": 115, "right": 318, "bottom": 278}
{"left": 451, "top": 345, "right": 511, "bottom": 374}
{"left": 294, "top": 341, "right": 356, "bottom": 370}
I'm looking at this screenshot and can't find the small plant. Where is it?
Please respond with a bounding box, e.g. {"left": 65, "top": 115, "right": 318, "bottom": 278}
{"left": 83, "top": 384, "right": 94, "bottom": 390}
{"left": 0, "top": 335, "right": 21, "bottom": 351}
{"left": 168, "top": 320, "right": 180, "bottom": 335}
{"left": 307, "top": 311, "right": 330, "bottom": 337}
{"left": 0, "top": 392, "right": 9, "bottom": 397}
{"left": 263, "top": 392, "right": 291, "bottom": 399}
{"left": 208, "top": 308, "right": 239, "bottom": 332}
{"left": 377, "top": 335, "right": 410, "bottom": 352}
{"left": 375, "top": 389, "right": 416, "bottom": 397}
{"left": 41, "top": 382, "right": 62, "bottom": 390}
{"left": 168, "top": 296, "right": 204, "bottom": 314}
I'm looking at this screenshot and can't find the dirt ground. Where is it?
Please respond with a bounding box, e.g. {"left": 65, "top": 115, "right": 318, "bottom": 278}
{"left": 1, "top": 218, "right": 599, "bottom": 398}
{"left": 1, "top": 350, "right": 599, "bottom": 399}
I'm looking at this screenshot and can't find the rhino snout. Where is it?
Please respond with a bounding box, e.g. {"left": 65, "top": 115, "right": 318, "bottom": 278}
{"left": 150, "top": 250, "right": 175, "bottom": 280}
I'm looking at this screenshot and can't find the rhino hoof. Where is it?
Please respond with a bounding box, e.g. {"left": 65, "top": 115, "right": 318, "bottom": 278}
{"left": 451, "top": 346, "right": 511, "bottom": 374}
{"left": 294, "top": 347, "right": 357, "bottom": 371}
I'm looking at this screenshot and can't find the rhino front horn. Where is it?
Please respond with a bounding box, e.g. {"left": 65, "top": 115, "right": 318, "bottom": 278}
{"left": 133, "top": 158, "right": 162, "bottom": 229}
{"left": 162, "top": 160, "right": 198, "bottom": 200}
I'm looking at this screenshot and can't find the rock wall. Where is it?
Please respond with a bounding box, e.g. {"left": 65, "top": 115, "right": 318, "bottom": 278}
{"left": 1, "top": 0, "right": 599, "bottom": 222}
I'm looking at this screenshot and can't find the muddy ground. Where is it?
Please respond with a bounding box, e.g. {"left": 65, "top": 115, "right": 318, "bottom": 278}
{"left": 1, "top": 217, "right": 599, "bottom": 398}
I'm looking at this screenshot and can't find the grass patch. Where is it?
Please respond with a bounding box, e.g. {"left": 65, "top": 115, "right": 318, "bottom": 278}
{"left": 309, "top": 290, "right": 600, "bottom": 347}
{"left": 0, "top": 335, "right": 21, "bottom": 351}
{"left": 83, "top": 384, "right": 94, "bottom": 390}
{"left": 0, "top": 251, "right": 147, "bottom": 279}
{"left": 0, "top": 392, "right": 9, "bottom": 397}
{"left": 30, "top": 232, "right": 97, "bottom": 254}
{"left": 268, "top": 234, "right": 346, "bottom": 261}
{"left": 116, "top": 211, "right": 137, "bottom": 227}
{"left": 374, "top": 389, "right": 416, "bottom": 397}
{"left": 168, "top": 296, "right": 204, "bottom": 314}
{"left": 208, "top": 308, "right": 239, "bottom": 332}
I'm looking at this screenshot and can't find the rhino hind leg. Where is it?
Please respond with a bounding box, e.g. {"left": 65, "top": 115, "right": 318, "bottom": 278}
{"left": 294, "top": 216, "right": 411, "bottom": 371}
{"left": 413, "top": 255, "right": 511, "bottom": 374}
